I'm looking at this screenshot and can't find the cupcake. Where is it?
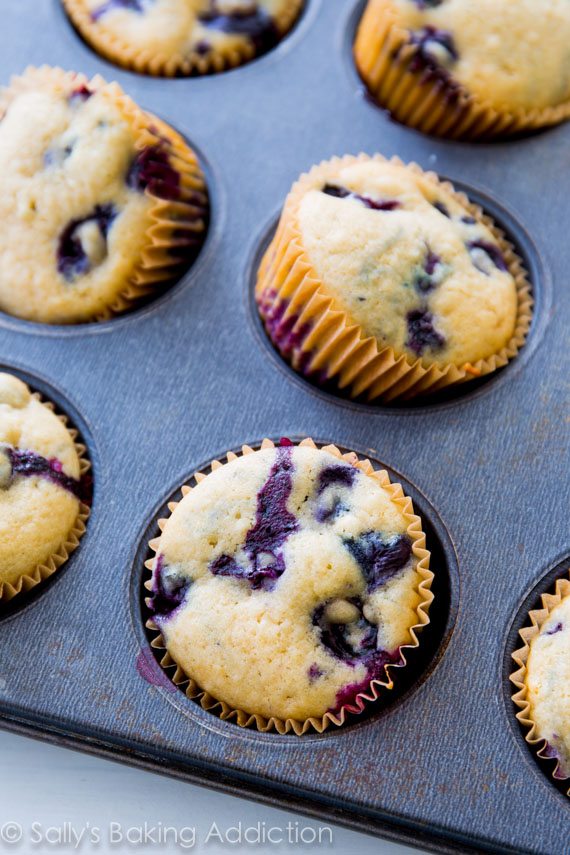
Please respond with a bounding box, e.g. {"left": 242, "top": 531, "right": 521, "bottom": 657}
{"left": 511, "top": 574, "right": 570, "bottom": 794}
{"left": 145, "top": 438, "right": 433, "bottom": 734}
{"left": 0, "top": 66, "right": 208, "bottom": 324}
{"left": 0, "top": 373, "right": 90, "bottom": 602}
{"left": 256, "top": 154, "right": 531, "bottom": 402}
{"left": 354, "top": 0, "right": 570, "bottom": 140}
{"left": 62, "top": 0, "right": 305, "bottom": 77}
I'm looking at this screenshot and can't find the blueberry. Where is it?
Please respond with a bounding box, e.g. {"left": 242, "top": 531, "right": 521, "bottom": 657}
{"left": 208, "top": 446, "right": 298, "bottom": 590}
{"left": 312, "top": 599, "right": 378, "bottom": 663}
{"left": 343, "top": 532, "right": 412, "bottom": 592}
{"left": 546, "top": 622, "right": 564, "bottom": 636}
{"left": 406, "top": 308, "right": 445, "bottom": 355}
{"left": 410, "top": 27, "right": 458, "bottom": 68}
{"left": 68, "top": 85, "right": 93, "bottom": 106}
{"left": 198, "top": 2, "right": 278, "bottom": 55}
{"left": 7, "top": 447, "right": 81, "bottom": 497}
{"left": 315, "top": 495, "right": 348, "bottom": 524}
{"left": 195, "top": 41, "right": 212, "bottom": 55}
{"left": 432, "top": 200, "right": 450, "bottom": 218}
{"left": 317, "top": 464, "right": 356, "bottom": 494}
{"left": 57, "top": 204, "right": 116, "bottom": 282}
{"left": 314, "top": 464, "right": 355, "bottom": 523}
{"left": 151, "top": 554, "right": 192, "bottom": 617}
{"left": 127, "top": 145, "right": 180, "bottom": 201}
{"left": 322, "top": 184, "right": 400, "bottom": 212}
{"left": 413, "top": 0, "right": 444, "bottom": 7}
{"left": 414, "top": 248, "right": 442, "bottom": 294}
{"left": 467, "top": 240, "right": 508, "bottom": 274}
{"left": 308, "top": 663, "right": 324, "bottom": 682}
{"left": 209, "top": 551, "right": 284, "bottom": 589}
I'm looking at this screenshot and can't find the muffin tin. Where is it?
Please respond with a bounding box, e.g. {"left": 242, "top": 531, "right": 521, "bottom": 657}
{"left": 0, "top": 1, "right": 568, "bottom": 852}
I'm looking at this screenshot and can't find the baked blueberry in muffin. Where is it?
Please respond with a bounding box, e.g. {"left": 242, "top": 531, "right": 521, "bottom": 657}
{"left": 0, "top": 373, "right": 87, "bottom": 598}
{"left": 256, "top": 155, "right": 529, "bottom": 401}
{"left": 147, "top": 439, "right": 432, "bottom": 728}
{"left": 62, "top": 0, "right": 305, "bottom": 77}
{"left": 0, "top": 66, "right": 207, "bottom": 324}
{"left": 354, "top": 0, "right": 570, "bottom": 139}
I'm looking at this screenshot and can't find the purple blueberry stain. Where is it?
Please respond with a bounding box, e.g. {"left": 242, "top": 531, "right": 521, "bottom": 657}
{"left": 257, "top": 292, "right": 314, "bottom": 366}
{"left": 2, "top": 447, "right": 82, "bottom": 497}
{"left": 322, "top": 183, "right": 400, "bottom": 212}
{"left": 68, "top": 85, "right": 93, "bottom": 105}
{"left": 127, "top": 145, "right": 180, "bottom": 201}
{"left": 209, "top": 445, "right": 298, "bottom": 590}
{"left": 406, "top": 308, "right": 446, "bottom": 356}
{"left": 414, "top": 247, "right": 443, "bottom": 294}
{"left": 315, "top": 496, "right": 349, "bottom": 524}
{"left": 57, "top": 204, "right": 116, "bottom": 282}
{"left": 467, "top": 240, "right": 508, "bottom": 274}
{"left": 545, "top": 621, "right": 564, "bottom": 636}
{"left": 136, "top": 648, "right": 177, "bottom": 693}
{"left": 343, "top": 531, "right": 412, "bottom": 592}
{"left": 91, "top": 0, "right": 148, "bottom": 21}
{"left": 308, "top": 663, "right": 324, "bottom": 683}
{"left": 150, "top": 554, "right": 192, "bottom": 618}
{"left": 332, "top": 647, "right": 403, "bottom": 712}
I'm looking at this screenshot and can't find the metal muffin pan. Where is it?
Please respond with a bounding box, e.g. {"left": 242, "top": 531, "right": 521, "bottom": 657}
{"left": 0, "top": 0, "right": 568, "bottom": 852}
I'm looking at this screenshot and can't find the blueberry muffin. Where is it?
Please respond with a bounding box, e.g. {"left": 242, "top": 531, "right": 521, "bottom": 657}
{"left": 256, "top": 154, "right": 531, "bottom": 402}
{"left": 62, "top": 0, "right": 305, "bottom": 77}
{"left": 354, "top": 0, "right": 570, "bottom": 140}
{"left": 146, "top": 438, "right": 432, "bottom": 732}
{"left": 0, "top": 373, "right": 89, "bottom": 601}
{"left": 0, "top": 66, "right": 208, "bottom": 324}
{"left": 512, "top": 578, "right": 570, "bottom": 793}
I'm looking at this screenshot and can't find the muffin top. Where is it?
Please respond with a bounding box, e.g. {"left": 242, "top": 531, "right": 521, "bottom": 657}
{"left": 0, "top": 68, "right": 180, "bottom": 324}
{"left": 295, "top": 158, "right": 517, "bottom": 368}
{"left": 390, "top": 0, "right": 570, "bottom": 112}
{"left": 525, "top": 594, "right": 570, "bottom": 780}
{"left": 68, "top": 0, "right": 303, "bottom": 71}
{"left": 0, "top": 374, "right": 82, "bottom": 587}
{"left": 149, "top": 441, "right": 426, "bottom": 722}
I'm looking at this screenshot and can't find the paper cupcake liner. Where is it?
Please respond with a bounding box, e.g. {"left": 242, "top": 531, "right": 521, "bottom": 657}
{"left": 0, "top": 393, "right": 91, "bottom": 603}
{"left": 62, "top": 0, "right": 304, "bottom": 78}
{"left": 143, "top": 437, "right": 434, "bottom": 735}
{"left": 510, "top": 571, "right": 570, "bottom": 795}
{"left": 354, "top": 0, "right": 570, "bottom": 141}
{"left": 256, "top": 153, "right": 532, "bottom": 403}
{"left": 0, "top": 66, "right": 208, "bottom": 323}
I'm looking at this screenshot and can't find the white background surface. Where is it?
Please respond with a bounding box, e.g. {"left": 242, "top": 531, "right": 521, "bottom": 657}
{"left": 0, "top": 731, "right": 427, "bottom": 855}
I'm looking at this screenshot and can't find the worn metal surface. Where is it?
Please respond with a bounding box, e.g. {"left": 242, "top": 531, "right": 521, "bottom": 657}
{"left": 0, "top": 0, "right": 568, "bottom": 852}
